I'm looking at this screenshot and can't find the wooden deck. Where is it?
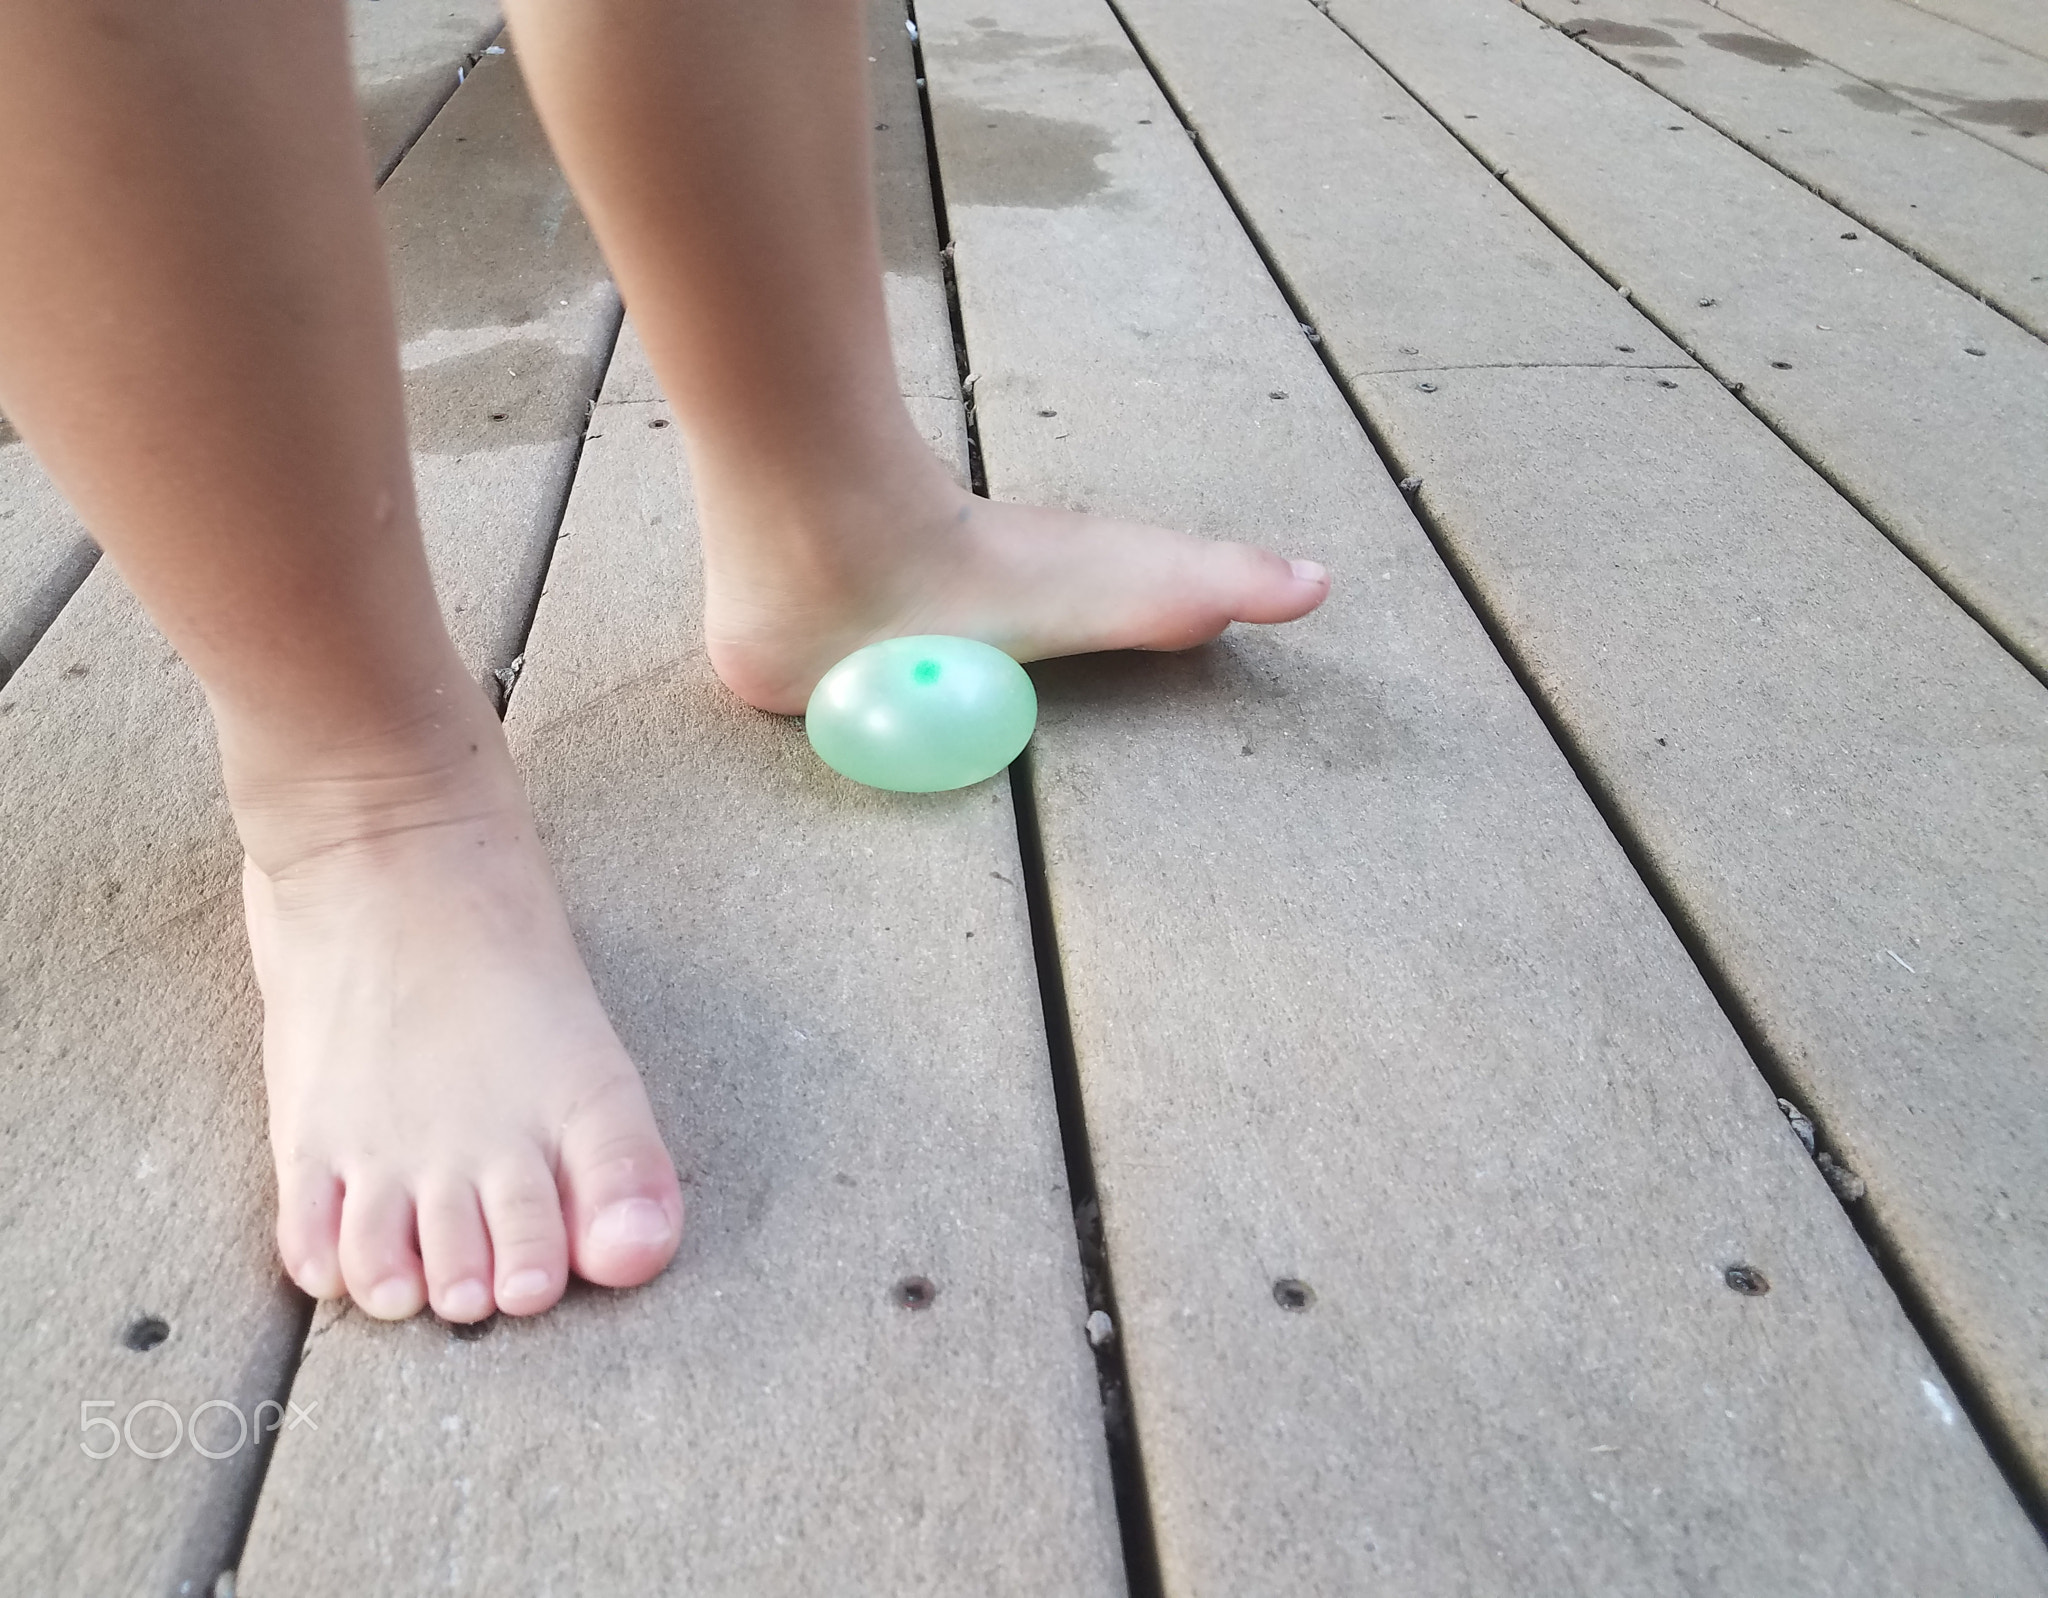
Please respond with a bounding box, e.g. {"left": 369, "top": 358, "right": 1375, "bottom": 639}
{"left": 2, "top": 0, "right": 2045, "bottom": 1592}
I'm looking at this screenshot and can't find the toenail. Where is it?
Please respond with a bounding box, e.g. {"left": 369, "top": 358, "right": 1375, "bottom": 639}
{"left": 502, "top": 1267, "right": 554, "bottom": 1303}
{"left": 440, "top": 1279, "right": 492, "bottom": 1322}
{"left": 1289, "top": 559, "right": 1328, "bottom": 584}
{"left": 366, "top": 1277, "right": 420, "bottom": 1319}
{"left": 590, "top": 1198, "right": 675, "bottom": 1253}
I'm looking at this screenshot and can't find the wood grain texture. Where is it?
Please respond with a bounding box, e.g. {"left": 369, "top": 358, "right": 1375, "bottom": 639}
{"left": 1520, "top": 0, "right": 2048, "bottom": 339}
{"left": 1115, "top": 0, "right": 2048, "bottom": 1530}
{"left": 1703, "top": 0, "right": 2048, "bottom": 173}
{"left": 922, "top": 0, "right": 2048, "bottom": 1589}
{"left": 0, "top": 51, "right": 615, "bottom": 1597}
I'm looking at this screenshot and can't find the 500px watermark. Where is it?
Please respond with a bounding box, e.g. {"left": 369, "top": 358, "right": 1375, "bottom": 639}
{"left": 80, "top": 1398, "right": 318, "bottom": 1460}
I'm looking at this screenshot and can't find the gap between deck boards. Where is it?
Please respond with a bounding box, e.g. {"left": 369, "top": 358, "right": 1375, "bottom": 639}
{"left": 906, "top": 8, "right": 1165, "bottom": 1584}
{"left": 1306, "top": 0, "right": 2048, "bottom": 692}
{"left": 1099, "top": 0, "right": 2048, "bottom": 1534}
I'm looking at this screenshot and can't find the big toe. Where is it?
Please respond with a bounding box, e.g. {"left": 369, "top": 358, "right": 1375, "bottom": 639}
{"left": 560, "top": 1081, "right": 682, "bottom": 1290}
{"left": 1215, "top": 544, "right": 1329, "bottom": 625}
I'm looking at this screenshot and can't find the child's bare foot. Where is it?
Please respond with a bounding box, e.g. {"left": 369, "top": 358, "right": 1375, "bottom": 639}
{"left": 698, "top": 445, "right": 1331, "bottom": 715}
{"left": 229, "top": 695, "right": 682, "bottom": 1323}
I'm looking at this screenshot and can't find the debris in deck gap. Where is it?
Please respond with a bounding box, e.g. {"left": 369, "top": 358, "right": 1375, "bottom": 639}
{"left": 492, "top": 654, "right": 525, "bottom": 697}
{"left": 1777, "top": 1098, "right": 1817, "bottom": 1153}
{"left": 1817, "top": 1152, "right": 1868, "bottom": 1202}
{"left": 1086, "top": 1310, "right": 1115, "bottom": 1347}
{"left": 905, "top": 17, "right": 917, "bottom": 38}
{"left": 1299, "top": 323, "right": 1321, "bottom": 344}
{"left": 1723, "top": 1264, "right": 1770, "bottom": 1296}
{"left": 1398, "top": 476, "right": 1422, "bottom": 494}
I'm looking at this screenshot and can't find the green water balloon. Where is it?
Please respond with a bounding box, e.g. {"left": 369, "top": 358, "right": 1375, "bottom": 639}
{"left": 805, "top": 635, "right": 1037, "bottom": 792}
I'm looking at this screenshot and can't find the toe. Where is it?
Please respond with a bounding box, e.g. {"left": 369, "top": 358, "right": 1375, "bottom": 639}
{"left": 1217, "top": 543, "right": 1330, "bottom": 626}
{"left": 480, "top": 1154, "right": 571, "bottom": 1316}
{"left": 417, "top": 1179, "right": 495, "bottom": 1323}
{"left": 337, "top": 1176, "right": 427, "bottom": 1321}
{"left": 559, "top": 1080, "right": 683, "bottom": 1290}
{"left": 275, "top": 1159, "right": 344, "bottom": 1300}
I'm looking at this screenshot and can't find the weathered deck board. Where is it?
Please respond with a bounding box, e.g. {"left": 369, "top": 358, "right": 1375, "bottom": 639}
{"left": 1704, "top": 0, "right": 2048, "bottom": 173}
{"left": 1898, "top": 0, "right": 2048, "bottom": 64}
{"left": 239, "top": 325, "right": 1122, "bottom": 1596}
{"left": 0, "top": 443, "right": 96, "bottom": 683}
{"left": 347, "top": 0, "right": 500, "bottom": 180}
{"left": 0, "top": 1, "right": 501, "bottom": 689}
{"left": 1118, "top": 0, "right": 2048, "bottom": 1513}
{"left": 923, "top": 0, "right": 2048, "bottom": 1589}
{"left": 240, "top": 18, "right": 1120, "bottom": 1587}
{"left": 0, "top": 52, "right": 616, "bottom": 1597}
{"left": 1520, "top": 0, "right": 2048, "bottom": 339}
{"left": 1325, "top": 0, "right": 2048, "bottom": 677}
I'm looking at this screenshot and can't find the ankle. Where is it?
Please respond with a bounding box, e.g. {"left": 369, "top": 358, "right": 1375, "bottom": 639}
{"left": 691, "top": 415, "right": 967, "bottom": 580}
{"left": 214, "top": 680, "right": 523, "bottom": 878}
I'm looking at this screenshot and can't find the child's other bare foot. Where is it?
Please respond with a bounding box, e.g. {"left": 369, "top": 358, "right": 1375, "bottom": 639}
{"left": 230, "top": 692, "right": 682, "bottom": 1323}
{"left": 698, "top": 445, "right": 1331, "bottom": 716}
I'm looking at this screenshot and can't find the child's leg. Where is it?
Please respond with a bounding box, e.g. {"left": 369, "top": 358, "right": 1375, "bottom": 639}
{"left": 0, "top": 0, "right": 680, "bottom": 1321}
{"left": 501, "top": 0, "right": 1330, "bottom": 716}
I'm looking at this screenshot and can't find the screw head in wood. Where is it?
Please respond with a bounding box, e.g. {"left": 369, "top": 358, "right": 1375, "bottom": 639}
{"left": 894, "top": 1275, "right": 937, "bottom": 1310}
